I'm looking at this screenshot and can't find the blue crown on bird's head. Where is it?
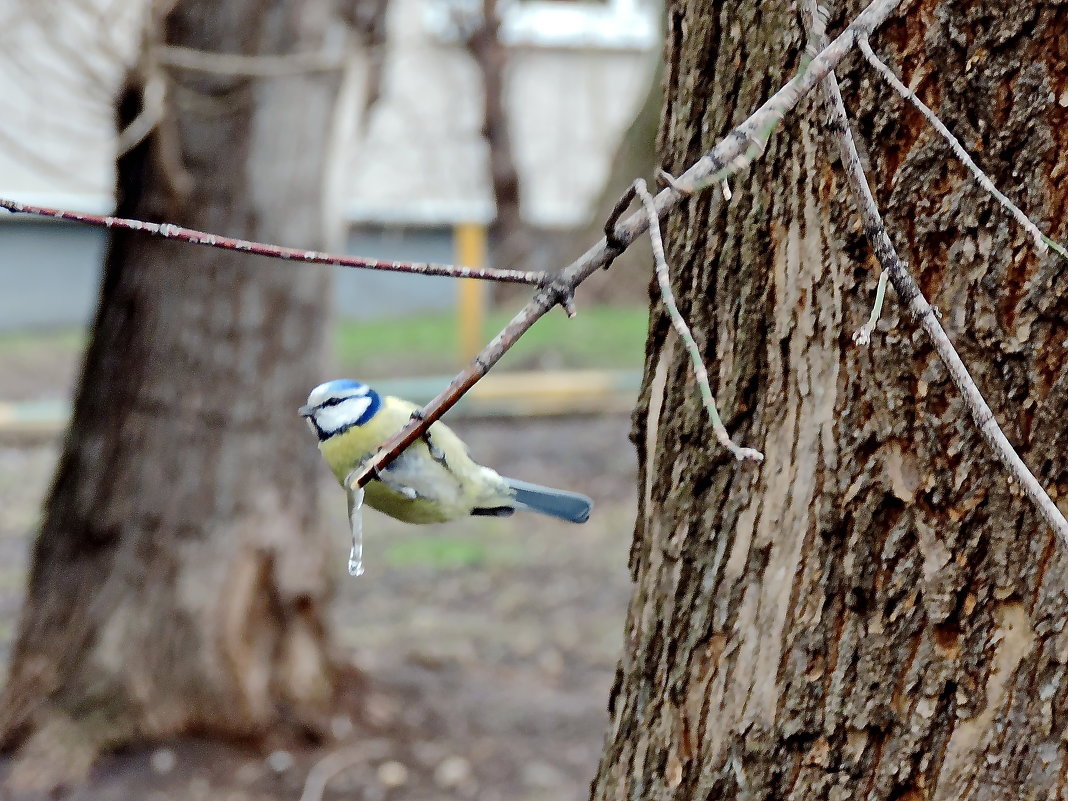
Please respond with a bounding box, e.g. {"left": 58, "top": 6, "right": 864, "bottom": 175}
{"left": 319, "top": 378, "right": 369, "bottom": 396}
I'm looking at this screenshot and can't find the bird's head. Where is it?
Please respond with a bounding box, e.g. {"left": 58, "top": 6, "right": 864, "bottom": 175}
{"left": 299, "top": 379, "right": 382, "bottom": 440}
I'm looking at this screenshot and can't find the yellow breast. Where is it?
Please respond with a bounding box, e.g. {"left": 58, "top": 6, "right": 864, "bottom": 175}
{"left": 318, "top": 396, "right": 513, "bottom": 523}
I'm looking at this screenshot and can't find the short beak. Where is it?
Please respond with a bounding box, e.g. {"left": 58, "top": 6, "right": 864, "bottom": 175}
{"left": 298, "top": 405, "right": 313, "bottom": 417}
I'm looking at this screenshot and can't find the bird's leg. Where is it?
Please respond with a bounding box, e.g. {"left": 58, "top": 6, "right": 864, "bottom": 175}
{"left": 411, "top": 409, "right": 448, "bottom": 467}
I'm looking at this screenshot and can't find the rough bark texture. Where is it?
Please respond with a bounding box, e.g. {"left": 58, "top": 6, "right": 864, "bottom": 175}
{"left": 0, "top": 0, "right": 348, "bottom": 788}
{"left": 593, "top": 1, "right": 1068, "bottom": 800}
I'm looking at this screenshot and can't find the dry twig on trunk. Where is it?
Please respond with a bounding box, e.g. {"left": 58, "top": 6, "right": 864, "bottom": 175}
{"left": 802, "top": 0, "right": 1068, "bottom": 546}
{"left": 634, "top": 178, "right": 763, "bottom": 462}
{"left": 859, "top": 37, "right": 1067, "bottom": 261}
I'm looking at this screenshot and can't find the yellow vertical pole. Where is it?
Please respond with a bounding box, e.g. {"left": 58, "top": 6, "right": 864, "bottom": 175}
{"left": 454, "top": 222, "right": 487, "bottom": 363}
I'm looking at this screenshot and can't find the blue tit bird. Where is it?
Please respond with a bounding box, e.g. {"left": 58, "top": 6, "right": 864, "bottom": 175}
{"left": 299, "top": 379, "right": 592, "bottom": 525}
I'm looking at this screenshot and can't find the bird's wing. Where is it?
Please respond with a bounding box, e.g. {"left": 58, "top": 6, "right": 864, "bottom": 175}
{"left": 377, "top": 447, "right": 456, "bottom": 503}
{"left": 378, "top": 395, "right": 512, "bottom": 509}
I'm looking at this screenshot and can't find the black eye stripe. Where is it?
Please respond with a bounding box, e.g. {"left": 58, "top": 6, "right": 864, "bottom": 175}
{"left": 318, "top": 393, "right": 367, "bottom": 409}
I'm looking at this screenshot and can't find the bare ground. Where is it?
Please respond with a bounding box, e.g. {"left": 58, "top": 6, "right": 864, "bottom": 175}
{"left": 0, "top": 353, "right": 638, "bottom": 801}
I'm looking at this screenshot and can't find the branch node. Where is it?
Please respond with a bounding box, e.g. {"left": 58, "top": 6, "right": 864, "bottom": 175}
{"left": 745, "top": 131, "right": 768, "bottom": 155}
{"left": 733, "top": 447, "right": 766, "bottom": 463}
{"left": 547, "top": 278, "right": 578, "bottom": 318}
{"left": 561, "top": 294, "right": 578, "bottom": 318}
{"left": 657, "top": 169, "right": 693, "bottom": 195}
{"left": 603, "top": 184, "right": 637, "bottom": 263}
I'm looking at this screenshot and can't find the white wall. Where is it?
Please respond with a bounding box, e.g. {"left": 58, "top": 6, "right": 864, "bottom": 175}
{"left": 0, "top": 0, "right": 143, "bottom": 212}
{"left": 343, "top": 0, "right": 659, "bottom": 228}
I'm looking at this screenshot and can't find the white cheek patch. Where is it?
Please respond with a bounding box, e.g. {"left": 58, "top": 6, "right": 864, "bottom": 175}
{"left": 316, "top": 395, "right": 373, "bottom": 434}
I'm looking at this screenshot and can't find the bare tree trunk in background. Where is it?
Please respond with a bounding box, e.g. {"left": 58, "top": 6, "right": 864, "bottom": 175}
{"left": 594, "top": 1, "right": 1068, "bottom": 799}
{"left": 0, "top": 0, "right": 361, "bottom": 790}
{"left": 465, "top": 0, "right": 527, "bottom": 269}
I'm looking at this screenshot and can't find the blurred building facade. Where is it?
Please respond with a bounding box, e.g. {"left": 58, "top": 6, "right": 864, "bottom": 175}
{"left": 0, "top": 0, "right": 658, "bottom": 329}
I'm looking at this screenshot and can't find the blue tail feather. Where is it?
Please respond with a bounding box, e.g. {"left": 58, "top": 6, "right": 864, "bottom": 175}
{"left": 505, "top": 478, "right": 592, "bottom": 524}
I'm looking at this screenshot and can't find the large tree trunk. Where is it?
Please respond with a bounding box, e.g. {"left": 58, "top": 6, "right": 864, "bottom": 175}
{"left": 0, "top": 0, "right": 350, "bottom": 788}
{"left": 593, "top": 1, "right": 1068, "bottom": 799}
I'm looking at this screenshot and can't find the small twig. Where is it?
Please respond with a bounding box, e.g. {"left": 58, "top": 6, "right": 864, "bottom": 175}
{"left": 852, "top": 270, "right": 889, "bottom": 346}
{"left": 802, "top": 0, "right": 889, "bottom": 347}
{"left": 0, "top": 199, "right": 547, "bottom": 285}
{"left": 859, "top": 37, "right": 1068, "bottom": 261}
{"left": 806, "top": 12, "right": 1068, "bottom": 546}
{"left": 116, "top": 72, "right": 166, "bottom": 157}
{"left": 634, "top": 179, "right": 763, "bottom": 463}
{"left": 155, "top": 44, "right": 344, "bottom": 77}
{"left": 603, "top": 184, "right": 638, "bottom": 254}
{"left": 800, "top": 4, "right": 890, "bottom": 343}
{"left": 332, "top": 0, "right": 906, "bottom": 490}
{"left": 601, "top": 183, "right": 637, "bottom": 273}
{"left": 556, "top": 287, "right": 578, "bottom": 318}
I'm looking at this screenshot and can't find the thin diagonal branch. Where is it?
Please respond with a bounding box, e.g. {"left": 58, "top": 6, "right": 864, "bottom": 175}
{"left": 116, "top": 71, "right": 166, "bottom": 156}
{"left": 0, "top": 199, "right": 547, "bottom": 285}
{"left": 859, "top": 36, "right": 1068, "bottom": 261}
{"left": 798, "top": 0, "right": 889, "bottom": 346}
{"left": 345, "top": 0, "right": 904, "bottom": 491}
{"left": 634, "top": 178, "right": 763, "bottom": 462}
{"left": 667, "top": 0, "right": 902, "bottom": 196}
{"left": 804, "top": 5, "right": 1068, "bottom": 545}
